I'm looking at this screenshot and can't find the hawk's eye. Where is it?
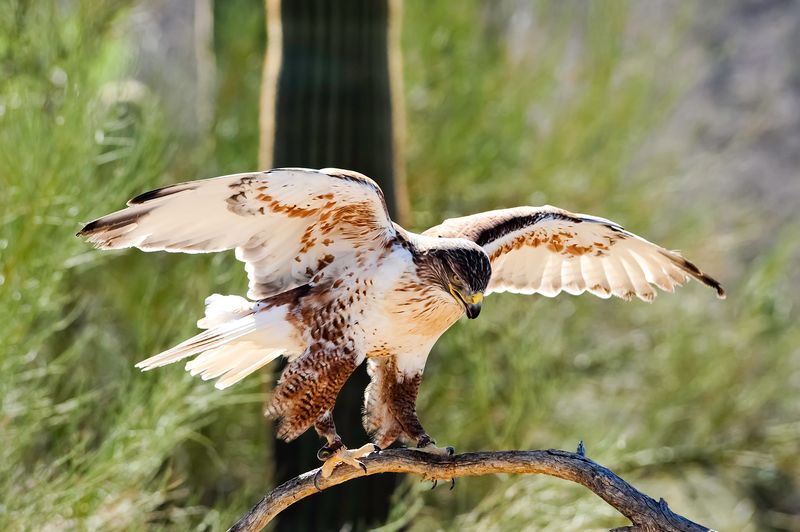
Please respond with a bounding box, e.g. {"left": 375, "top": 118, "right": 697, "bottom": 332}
{"left": 451, "top": 273, "right": 462, "bottom": 285}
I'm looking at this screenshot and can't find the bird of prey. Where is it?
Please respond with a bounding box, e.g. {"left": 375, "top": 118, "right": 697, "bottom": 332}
{"left": 78, "top": 167, "right": 725, "bottom": 480}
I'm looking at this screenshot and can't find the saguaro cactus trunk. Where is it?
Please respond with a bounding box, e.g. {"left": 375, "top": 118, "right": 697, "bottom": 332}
{"left": 259, "top": 0, "right": 408, "bottom": 528}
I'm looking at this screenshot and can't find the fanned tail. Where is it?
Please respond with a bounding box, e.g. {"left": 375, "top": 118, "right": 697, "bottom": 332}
{"left": 185, "top": 341, "right": 285, "bottom": 389}
{"left": 196, "top": 294, "right": 254, "bottom": 329}
{"left": 134, "top": 316, "right": 257, "bottom": 371}
{"left": 135, "top": 294, "right": 298, "bottom": 389}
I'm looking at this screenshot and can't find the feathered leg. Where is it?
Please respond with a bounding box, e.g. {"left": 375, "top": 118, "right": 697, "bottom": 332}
{"left": 363, "top": 358, "right": 403, "bottom": 448}
{"left": 380, "top": 364, "right": 455, "bottom": 489}
{"left": 266, "top": 345, "right": 377, "bottom": 487}
{"left": 388, "top": 370, "right": 455, "bottom": 457}
{"left": 364, "top": 357, "right": 454, "bottom": 456}
{"left": 267, "top": 344, "right": 358, "bottom": 441}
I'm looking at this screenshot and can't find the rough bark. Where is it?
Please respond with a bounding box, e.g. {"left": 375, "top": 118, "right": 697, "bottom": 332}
{"left": 229, "top": 446, "right": 715, "bottom": 532}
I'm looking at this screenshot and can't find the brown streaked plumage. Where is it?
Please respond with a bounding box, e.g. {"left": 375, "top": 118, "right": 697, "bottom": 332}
{"left": 78, "top": 167, "right": 725, "bottom": 475}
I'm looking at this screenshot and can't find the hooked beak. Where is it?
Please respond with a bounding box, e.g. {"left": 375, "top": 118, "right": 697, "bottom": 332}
{"left": 449, "top": 285, "right": 483, "bottom": 319}
{"left": 465, "top": 299, "right": 482, "bottom": 319}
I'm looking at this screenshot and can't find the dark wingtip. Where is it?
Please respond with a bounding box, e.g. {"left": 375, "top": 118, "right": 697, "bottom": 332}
{"left": 685, "top": 261, "right": 726, "bottom": 299}
{"left": 710, "top": 278, "right": 727, "bottom": 300}
{"left": 129, "top": 188, "right": 166, "bottom": 205}
{"left": 76, "top": 219, "right": 102, "bottom": 237}
{"left": 77, "top": 217, "right": 130, "bottom": 237}
{"left": 660, "top": 250, "right": 726, "bottom": 299}
{"left": 128, "top": 183, "right": 196, "bottom": 205}
{"left": 695, "top": 270, "right": 726, "bottom": 299}
{"left": 76, "top": 207, "right": 151, "bottom": 241}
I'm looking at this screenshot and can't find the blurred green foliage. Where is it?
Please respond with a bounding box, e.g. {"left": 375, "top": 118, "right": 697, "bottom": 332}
{"left": 0, "top": 1, "right": 797, "bottom": 531}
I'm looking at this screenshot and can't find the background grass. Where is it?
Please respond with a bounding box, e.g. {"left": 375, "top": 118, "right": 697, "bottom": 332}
{"left": 1, "top": 0, "right": 798, "bottom": 530}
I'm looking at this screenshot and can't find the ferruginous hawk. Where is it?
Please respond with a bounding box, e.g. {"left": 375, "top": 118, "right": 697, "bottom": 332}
{"left": 78, "top": 168, "right": 725, "bottom": 480}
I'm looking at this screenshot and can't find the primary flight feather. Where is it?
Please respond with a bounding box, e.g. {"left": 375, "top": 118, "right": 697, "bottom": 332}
{"left": 78, "top": 167, "right": 725, "bottom": 476}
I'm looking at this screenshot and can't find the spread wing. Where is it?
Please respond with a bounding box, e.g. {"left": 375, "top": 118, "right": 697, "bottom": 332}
{"left": 78, "top": 167, "right": 397, "bottom": 299}
{"left": 424, "top": 206, "right": 725, "bottom": 302}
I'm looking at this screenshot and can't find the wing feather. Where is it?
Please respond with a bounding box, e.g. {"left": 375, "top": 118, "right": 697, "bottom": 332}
{"left": 424, "top": 206, "right": 725, "bottom": 301}
{"left": 618, "top": 252, "right": 656, "bottom": 302}
{"left": 538, "top": 253, "right": 564, "bottom": 297}
{"left": 628, "top": 248, "right": 671, "bottom": 291}
{"left": 520, "top": 251, "right": 548, "bottom": 293}
{"left": 78, "top": 167, "right": 397, "bottom": 299}
{"left": 602, "top": 255, "right": 636, "bottom": 300}
{"left": 561, "top": 257, "right": 586, "bottom": 295}
{"left": 580, "top": 254, "right": 612, "bottom": 299}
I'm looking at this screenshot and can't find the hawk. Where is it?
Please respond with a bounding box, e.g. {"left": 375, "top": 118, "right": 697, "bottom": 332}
{"left": 78, "top": 168, "right": 725, "bottom": 480}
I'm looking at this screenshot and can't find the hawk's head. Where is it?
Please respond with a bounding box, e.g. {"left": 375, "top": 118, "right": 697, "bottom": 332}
{"left": 421, "top": 240, "right": 491, "bottom": 319}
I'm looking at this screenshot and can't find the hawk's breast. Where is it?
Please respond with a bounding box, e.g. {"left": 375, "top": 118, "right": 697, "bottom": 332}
{"left": 291, "top": 240, "right": 461, "bottom": 361}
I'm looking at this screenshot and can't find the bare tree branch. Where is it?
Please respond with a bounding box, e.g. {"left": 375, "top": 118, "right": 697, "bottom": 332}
{"left": 228, "top": 446, "right": 715, "bottom": 532}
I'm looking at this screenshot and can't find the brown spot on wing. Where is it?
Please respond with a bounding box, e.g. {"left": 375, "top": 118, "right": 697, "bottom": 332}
{"left": 317, "top": 253, "right": 335, "bottom": 270}
{"left": 565, "top": 243, "right": 593, "bottom": 256}
{"left": 590, "top": 283, "right": 611, "bottom": 296}
{"left": 264, "top": 198, "right": 319, "bottom": 218}
{"left": 488, "top": 229, "right": 608, "bottom": 261}
{"left": 546, "top": 236, "right": 564, "bottom": 253}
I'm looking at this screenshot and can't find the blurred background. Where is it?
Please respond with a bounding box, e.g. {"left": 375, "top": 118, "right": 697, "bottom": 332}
{"left": 1, "top": 0, "right": 799, "bottom": 530}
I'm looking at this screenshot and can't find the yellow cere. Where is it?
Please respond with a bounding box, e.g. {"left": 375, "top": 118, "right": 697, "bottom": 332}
{"left": 449, "top": 284, "right": 483, "bottom": 305}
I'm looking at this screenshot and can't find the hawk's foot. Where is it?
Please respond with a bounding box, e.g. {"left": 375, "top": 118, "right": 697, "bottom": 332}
{"left": 316, "top": 438, "right": 345, "bottom": 461}
{"left": 314, "top": 442, "right": 380, "bottom": 490}
{"left": 413, "top": 434, "right": 455, "bottom": 457}
{"left": 412, "top": 436, "right": 456, "bottom": 490}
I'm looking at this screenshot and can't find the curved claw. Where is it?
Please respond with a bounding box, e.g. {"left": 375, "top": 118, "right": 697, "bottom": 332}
{"left": 358, "top": 460, "right": 368, "bottom": 474}
{"left": 449, "top": 478, "right": 456, "bottom": 490}
{"left": 430, "top": 479, "right": 438, "bottom": 490}
{"left": 313, "top": 469, "right": 324, "bottom": 491}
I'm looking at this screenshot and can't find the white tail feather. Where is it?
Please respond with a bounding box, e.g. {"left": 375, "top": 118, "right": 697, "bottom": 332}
{"left": 135, "top": 293, "right": 299, "bottom": 388}
{"left": 183, "top": 340, "right": 285, "bottom": 389}
{"left": 187, "top": 342, "right": 258, "bottom": 379}
{"left": 135, "top": 316, "right": 257, "bottom": 370}
{"left": 212, "top": 346, "right": 285, "bottom": 389}
{"left": 197, "top": 294, "right": 253, "bottom": 329}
